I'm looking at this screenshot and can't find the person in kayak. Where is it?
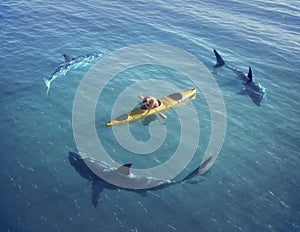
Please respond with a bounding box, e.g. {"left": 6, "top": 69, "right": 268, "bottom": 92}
{"left": 142, "top": 96, "right": 159, "bottom": 109}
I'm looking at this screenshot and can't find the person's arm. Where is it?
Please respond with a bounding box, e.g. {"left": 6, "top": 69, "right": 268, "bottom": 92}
{"left": 144, "top": 99, "right": 154, "bottom": 109}
{"left": 149, "top": 99, "right": 155, "bottom": 109}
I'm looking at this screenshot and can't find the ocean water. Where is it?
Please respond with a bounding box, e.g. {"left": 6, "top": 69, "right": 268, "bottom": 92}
{"left": 1, "top": 0, "right": 299, "bottom": 231}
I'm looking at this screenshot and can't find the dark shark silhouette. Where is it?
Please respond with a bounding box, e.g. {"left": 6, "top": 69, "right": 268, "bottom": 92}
{"left": 213, "top": 49, "right": 266, "bottom": 106}
{"left": 43, "top": 53, "right": 103, "bottom": 95}
{"left": 68, "top": 151, "right": 205, "bottom": 207}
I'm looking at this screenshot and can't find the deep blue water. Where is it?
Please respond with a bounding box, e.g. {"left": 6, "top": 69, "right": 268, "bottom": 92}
{"left": 1, "top": 0, "right": 300, "bottom": 231}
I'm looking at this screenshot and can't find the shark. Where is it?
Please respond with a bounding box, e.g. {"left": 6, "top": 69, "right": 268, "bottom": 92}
{"left": 68, "top": 151, "right": 204, "bottom": 207}
{"left": 43, "top": 53, "right": 103, "bottom": 95}
{"left": 213, "top": 49, "right": 266, "bottom": 106}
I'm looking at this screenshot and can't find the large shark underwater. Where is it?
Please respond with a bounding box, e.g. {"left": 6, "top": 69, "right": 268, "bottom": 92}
{"left": 43, "top": 53, "right": 103, "bottom": 95}
{"left": 68, "top": 151, "right": 207, "bottom": 207}
{"left": 213, "top": 49, "right": 266, "bottom": 106}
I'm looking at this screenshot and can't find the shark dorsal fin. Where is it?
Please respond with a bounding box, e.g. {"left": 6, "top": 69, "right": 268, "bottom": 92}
{"left": 63, "top": 54, "right": 72, "bottom": 63}
{"left": 247, "top": 66, "right": 253, "bottom": 82}
{"left": 117, "top": 163, "right": 132, "bottom": 176}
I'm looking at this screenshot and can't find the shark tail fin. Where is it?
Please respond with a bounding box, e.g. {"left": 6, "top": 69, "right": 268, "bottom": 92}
{"left": 247, "top": 66, "right": 253, "bottom": 82}
{"left": 213, "top": 49, "right": 225, "bottom": 68}
{"left": 43, "top": 78, "right": 51, "bottom": 95}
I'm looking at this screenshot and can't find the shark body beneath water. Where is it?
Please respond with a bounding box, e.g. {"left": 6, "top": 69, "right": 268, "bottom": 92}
{"left": 43, "top": 53, "right": 103, "bottom": 94}
{"left": 213, "top": 49, "right": 266, "bottom": 106}
{"left": 68, "top": 151, "right": 209, "bottom": 207}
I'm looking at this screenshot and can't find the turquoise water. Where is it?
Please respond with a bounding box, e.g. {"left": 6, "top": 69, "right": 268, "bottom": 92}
{"left": 1, "top": 0, "right": 300, "bottom": 231}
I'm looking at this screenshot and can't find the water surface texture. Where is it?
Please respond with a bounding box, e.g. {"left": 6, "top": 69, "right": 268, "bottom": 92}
{"left": 1, "top": 0, "right": 299, "bottom": 231}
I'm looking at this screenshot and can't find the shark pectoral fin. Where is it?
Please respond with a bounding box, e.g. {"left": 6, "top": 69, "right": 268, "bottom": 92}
{"left": 91, "top": 181, "right": 104, "bottom": 208}
{"left": 117, "top": 163, "right": 132, "bottom": 176}
{"left": 63, "top": 54, "right": 72, "bottom": 63}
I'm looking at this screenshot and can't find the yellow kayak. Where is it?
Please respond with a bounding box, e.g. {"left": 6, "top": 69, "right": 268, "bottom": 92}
{"left": 106, "top": 88, "right": 196, "bottom": 127}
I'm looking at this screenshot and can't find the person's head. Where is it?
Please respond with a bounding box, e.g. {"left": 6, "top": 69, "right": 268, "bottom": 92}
{"left": 142, "top": 96, "right": 150, "bottom": 103}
